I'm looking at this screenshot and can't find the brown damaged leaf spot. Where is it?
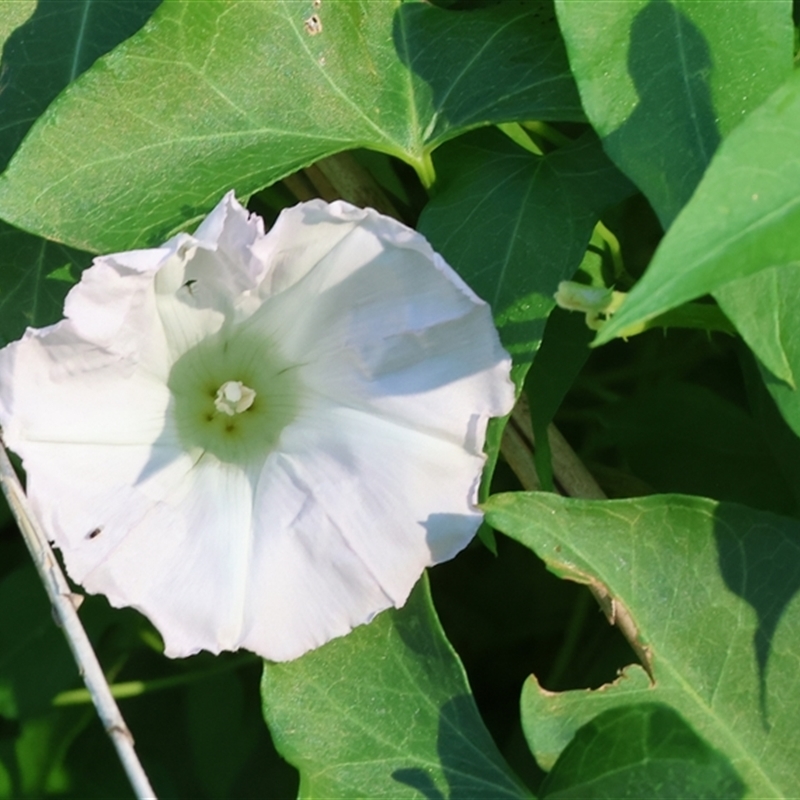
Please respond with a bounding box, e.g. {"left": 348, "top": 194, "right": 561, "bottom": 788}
{"left": 588, "top": 579, "right": 654, "bottom": 682}
{"left": 542, "top": 558, "right": 655, "bottom": 682}
{"left": 531, "top": 662, "right": 650, "bottom": 697}
{"left": 304, "top": 14, "right": 322, "bottom": 35}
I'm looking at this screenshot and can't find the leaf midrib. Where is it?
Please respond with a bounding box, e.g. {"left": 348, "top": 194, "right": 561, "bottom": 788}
{"left": 541, "top": 499, "right": 785, "bottom": 798}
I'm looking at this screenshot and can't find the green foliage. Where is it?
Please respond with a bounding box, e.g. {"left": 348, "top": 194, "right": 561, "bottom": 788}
{"left": 1, "top": 0, "right": 799, "bottom": 797}
{"left": 597, "top": 69, "right": 800, "bottom": 345}
{"left": 262, "top": 576, "right": 530, "bottom": 800}
{"left": 540, "top": 704, "right": 745, "bottom": 799}
{"left": 419, "top": 129, "right": 633, "bottom": 379}
{"left": 0, "top": 0, "right": 580, "bottom": 253}
{"left": 485, "top": 492, "right": 800, "bottom": 797}
{"left": 555, "top": 0, "right": 792, "bottom": 228}
{"left": 0, "top": 0, "right": 160, "bottom": 345}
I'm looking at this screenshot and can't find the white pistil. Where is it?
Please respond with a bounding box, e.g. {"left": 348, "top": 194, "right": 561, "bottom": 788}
{"left": 214, "top": 380, "right": 256, "bottom": 416}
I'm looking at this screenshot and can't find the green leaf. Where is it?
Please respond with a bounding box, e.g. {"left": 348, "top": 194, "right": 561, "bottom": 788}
{"left": 418, "top": 129, "right": 632, "bottom": 497}
{"left": 0, "top": 0, "right": 580, "bottom": 253}
{"left": 540, "top": 704, "right": 744, "bottom": 799}
{"left": 396, "top": 0, "right": 583, "bottom": 141}
{"left": 596, "top": 70, "right": 800, "bottom": 345}
{"left": 418, "top": 129, "right": 634, "bottom": 383}
{"left": 0, "top": 0, "right": 162, "bottom": 171}
{"left": 555, "top": 0, "right": 792, "bottom": 228}
{"left": 597, "top": 381, "right": 797, "bottom": 515}
{"left": 558, "top": 0, "right": 798, "bottom": 379}
{"left": 261, "top": 575, "right": 531, "bottom": 800}
{"left": 0, "top": 0, "right": 159, "bottom": 346}
{"left": 714, "top": 264, "right": 800, "bottom": 388}
{"left": 0, "top": 221, "right": 91, "bottom": 347}
{"left": 0, "top": 1, "right": 35, "bottom": 46}
{"left": 0, "top": 565, "right": 116, "bottom": 720}
{"left": 483, "top": 492, "right": 800, "bottom": 798}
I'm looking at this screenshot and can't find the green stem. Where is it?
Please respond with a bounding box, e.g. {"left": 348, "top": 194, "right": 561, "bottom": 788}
{"left": 610, "top": 302, "right": 737, "bottom": 340}
{"left": 415, "top": 151, "right": 437, "bottom": 189}
{"left": 53, "top": 654, "right": 257, "bottom": 706}
{"left": 521, "top": 120, "right": 572, "bottom": 148}
{"left": 593, "top": 220, "right": 625, "bottom": 281}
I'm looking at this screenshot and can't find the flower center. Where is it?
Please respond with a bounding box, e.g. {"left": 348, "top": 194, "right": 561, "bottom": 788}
{"left": 214, "top": 380, "right": 256, "bottom": 416}
{"left": 167, "top": 321, "right": 303, "bottom": 465}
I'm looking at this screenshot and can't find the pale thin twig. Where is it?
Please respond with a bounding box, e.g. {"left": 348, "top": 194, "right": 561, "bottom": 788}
{"left": 0, "top": 439, "right": 157, "bottom": 800}
{"left": 505, "top": 393, "right": 606, "bottom": 499}
{"left": 500, "top": 398, "right": 657, "bottom": 675}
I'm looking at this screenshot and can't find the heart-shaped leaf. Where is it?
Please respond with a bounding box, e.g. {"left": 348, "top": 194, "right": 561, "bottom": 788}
{"left": 0, "top": 0, "right": 581, "bottom": 253}
{"left": 261, "top": 575, "right": 531, "bottom": 800}
{"left": 484, "top": 492, "right": 800, "bottom": 798}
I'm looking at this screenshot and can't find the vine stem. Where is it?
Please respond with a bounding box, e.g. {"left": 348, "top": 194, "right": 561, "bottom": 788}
{"left": 503, "top": 398, "right": 657, "bottom": 677}
{"left": 502, "top": 393, "right": 605, "bottom": 499}
{"left": 500, "top": 398, "right": 659, "bottom": 677}
{"left": 0, "top": 438, "right": 157, "bottom": 800}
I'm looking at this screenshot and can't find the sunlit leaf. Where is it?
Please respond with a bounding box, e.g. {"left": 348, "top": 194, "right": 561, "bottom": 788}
{"left": 262, "top": 576, "right": 531, "bottom": 800}
{"left": 714, "top": 264, "right": 800, "bottom": 388}
{"left": 555, "top": 0, "right": 792, "bottom": 228}
{"left": 484, "top": 492, "right": 800, "bottom": 798}
{"left": 596, "top": 71, "right": 800, "bottom": 346}
{"left": 0, "top": 0, "right": 162, "bottom": 171}
{"left": 558, "top": 0, "right": 800, "bottom": 399}
{"left": 0, "top": 0, "right": 159, "bottom": 346}
{"left": 0, "top": 0, "right": 580, "bottom": 253}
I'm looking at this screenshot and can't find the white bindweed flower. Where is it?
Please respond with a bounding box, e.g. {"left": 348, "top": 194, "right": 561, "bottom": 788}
{"left": 0, "top": 193, "right": 515, "bottom": 661}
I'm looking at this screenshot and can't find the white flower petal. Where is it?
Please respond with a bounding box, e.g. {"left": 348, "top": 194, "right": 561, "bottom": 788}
{"left": 83, "top": 459, "right": 256, "bottom": 656}
{"left": 0, "top": 193, "right": 515, "bottom": 662}
{"left": 158, "top": 192, "right": 268, "bottom": 318}
{"left": 251, "top": 200, "right": 371, "bottom": 297}
{"left": 244, "top": 203, "right": 514, "bottom": 448}
{"left": 0, "top": 329, "right": 171, "bottom": 450}
{"left": 20, "top": 440, "right": 193, "bottom": 579}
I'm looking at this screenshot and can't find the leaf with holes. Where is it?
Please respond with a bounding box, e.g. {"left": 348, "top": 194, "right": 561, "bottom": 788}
{"left": 0, "top": 0, "right": 581, "bottom": 253}
{"left": 484, "top": 491, "right": 800, "bottom": 799}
